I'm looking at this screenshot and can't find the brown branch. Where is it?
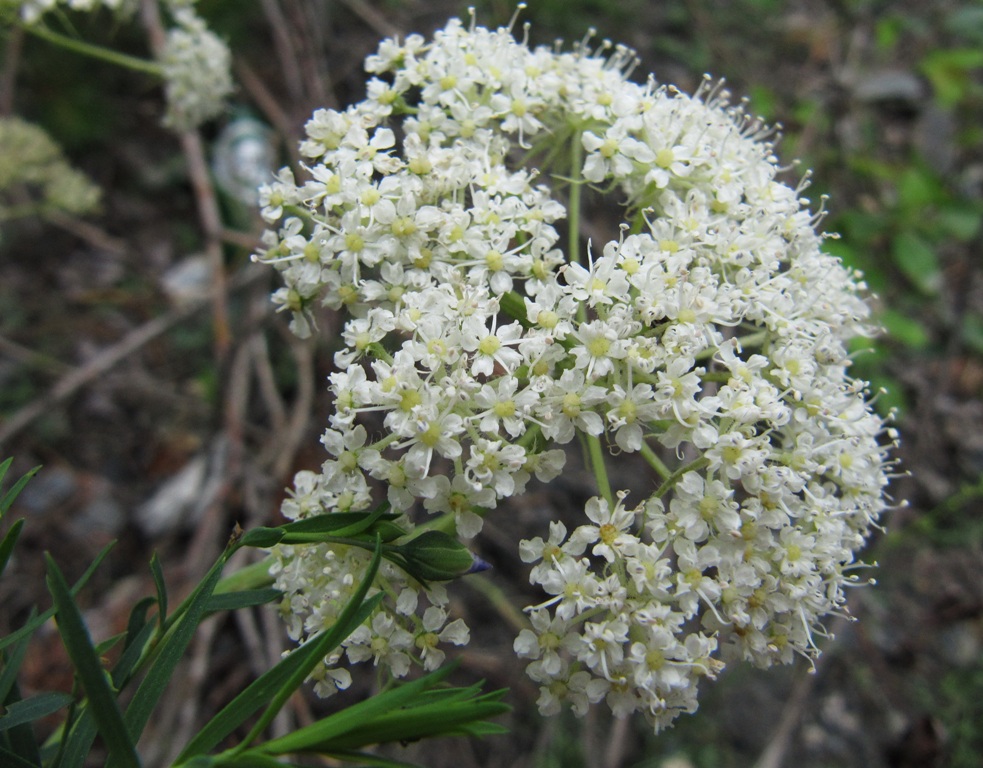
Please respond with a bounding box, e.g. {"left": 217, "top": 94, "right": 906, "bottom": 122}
{"left": 751, "top": 666, "right": 819, "bottom": 768}
{"left": 45, "top": 209, "right": 128, "bottom": 255}
{"left": 233, "top": 57, "right": 303, "bottom": 171}
{"left": 0, "top": 25, "right": 24, "bottom": 116}
{"left": 251, "top": 332, "right": 288, "bottom": 437}
{"left": 140, "top": 0, "right": 231, "bottom": 364}
{"left": 0, "top": 334, "right": 72, "bottom": 377}
{"left": 261, "top": 0, "right": 305, "bottom": 105}
{"left": 283, "top": 0, "right": 330, "bottom": 108}
{"left": 268, "top": 330, "right": 315, "bottom": 481}
{"left": 0, "top": 265, "right": 267, "bottom": 447}
{"left": 338, "top": 0, "right": 401, "bottom": 39}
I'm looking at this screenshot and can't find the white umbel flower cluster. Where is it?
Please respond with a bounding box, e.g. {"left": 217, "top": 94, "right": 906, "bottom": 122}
{"left": 159, "top": 7, "right": 233, "bottom": 131}
{"left": 259, "top": 14, "right": 896, "bottom": 731}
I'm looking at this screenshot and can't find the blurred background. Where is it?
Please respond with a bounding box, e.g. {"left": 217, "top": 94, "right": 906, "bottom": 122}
{"left": 1, "top": 1, "right": 981, "bottom": 766}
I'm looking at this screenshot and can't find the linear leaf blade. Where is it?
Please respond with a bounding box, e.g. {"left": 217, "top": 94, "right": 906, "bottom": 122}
{"left": 122, "top": 549, "right": 228, "bottom": 744}
{"left": 0, "top": 691, "right": 74, "bottom": 731}
{"left": 44, "top": 554, "right": 140, "bottom": 768}
{"left": 176, "top": 539, "right": 384, "bottom": 763}
{"left": 202, "top": 587, "right": 281, "bottom": 614}
{"left": 0, "top": 542, "right": 115, "bottom": 654}
{"left": 0, "top": 464, "right": 40, "bottom": 517}
{"left": 0, "top": 519, "right": 25, "bottom": 579}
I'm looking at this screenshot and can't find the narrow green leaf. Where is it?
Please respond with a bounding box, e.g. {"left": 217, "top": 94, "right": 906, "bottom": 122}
{"left": 0, "top": 519, "right": 24, "bottom": 579}
{"left": 0, "top": 613, "right": 33, "bottom": 705}
{"left": 112, "top": 620, "right": 156, "bottom": 689}
{"left": 236, "top": 538, "right": 384, "bottom": 752}
{"left": 467, "top": 721, "right": 511, "bottom": 737}
{"left": 319, "top": 697, "right": 511, "bottom": 751}
{"left": 44, "top": 554, "right": 140, "bottom": 768}
{"left": 203, "top": 588, "right": 281, "bottom": 614}
{"left": 94, "top": 633, "right": 126, "bottom": 657}
{"left": 177, "top": 539, "right": 385, "bottom": 763}
{"left": 2, "top": 679, "right": 42, "bottom": 766}
{"left": 55, "top": 704, "right": 98, "bottom": 768}
{"left": 0, "top": 465, "right": 40, "bottom": 517}
{"left": 327, "top": 505, "right": 393, "bottom": 539}
{"left": 179, "top": 758, "right": 214, "bottom": 768}
{"left": 0, "top": 691, "right": 73, "bottom": 731}
{"left": 258, "top": 515, "right": 359, "bottom": 536}
{"left": 277, "top": 510, "right": 400, "bottom": 540}
{"left": 150, "top": 552, "right": 167, "bottom": 631}
{"left": 255, "top": 511, "right": 408, "bottom": 549}
{"left": 0, "top": 541, "right": 115, "bottom": 654}
{"left": 209, "top": 753, "right": 296, "bottom": 768}
{"left": 0, "top": 458, "right": 10, "bottom": 488}
{"left": 328, "top": 714, "right": 507, "bottom": 752}
{"left": 0, "top": 743, "right": 40, "bottom": 768}
{"left": 173, "top": 593, "right": 382, "bottom": 763}
{"left": 213, "top": 557, "right": 275, "bottom": 595}
{"left": 123, "top": 596, "right": 156, "bottom": 653}
{"left": 257, "top": 664, "right": 458, "bottom": 755}
{"left": 123, "top": 550, "right": 228, "bottom": 746}
{"left": 236, "top": 527, "right": 284, "bottom": 549}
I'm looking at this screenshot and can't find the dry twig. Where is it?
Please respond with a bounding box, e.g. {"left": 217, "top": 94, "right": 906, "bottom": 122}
{"left": 140, "top": 0, "right": 231, "bottom": 363}
{"left": 0, "top": 265, "right": 266, "bottom": 447}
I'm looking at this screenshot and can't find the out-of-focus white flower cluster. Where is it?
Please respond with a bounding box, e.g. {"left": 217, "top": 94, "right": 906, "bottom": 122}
{"left": 259, "top": 13, "right": 896, "bottom": 731}
{"left": 159, "top": 6, "right": 232, "bottom": 131}
{"left": 12, "top": 0, "right": 134, "bottom": 24}
{"left": 9, "top": 0, "right": 231, "bottom": 131}
{"left": 0, "top": 115, "right": 101, "bottom": 226}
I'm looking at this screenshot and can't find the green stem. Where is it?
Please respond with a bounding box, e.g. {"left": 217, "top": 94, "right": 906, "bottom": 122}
{"left": 586, "top": 433, "right": 613, "bottom": 506}
{"left": 366, "top": 341, "right": 394, "bottom": 365}
{"left": 639, "top": 440, "right": 672, "bottom": 481}
{"left": 654, "top": 456, "right": 710, "bottom": 499}
{"left": 23, "top": 22, "right": 163, "bottom": 76}
{"left": 568, "top": 130, "right": 583, "bottom": 270}
{"left": 701, "top": 371, "right": 732, "bottom": 384}
{"left": 565, "top": 128, "right": 612, "bottom": 506}
{"left": 517, "top": 422, "right": 542, "bottom": 450}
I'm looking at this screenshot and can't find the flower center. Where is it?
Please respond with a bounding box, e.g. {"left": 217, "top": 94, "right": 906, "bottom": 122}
{"left": 479, "top": 334, "right": 501, "bottom": 356}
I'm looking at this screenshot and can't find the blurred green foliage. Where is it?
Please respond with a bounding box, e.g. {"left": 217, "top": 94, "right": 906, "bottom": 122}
{"left": 937, "top": 655, "right": 983, "bottom": 768}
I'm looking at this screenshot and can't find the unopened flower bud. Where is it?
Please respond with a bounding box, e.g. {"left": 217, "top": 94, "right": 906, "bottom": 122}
{"left": 396, "top": 531, "right": 482, "bottom": 582}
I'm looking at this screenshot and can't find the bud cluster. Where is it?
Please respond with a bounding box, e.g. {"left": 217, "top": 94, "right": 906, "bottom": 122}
{"left": 260, "top": 14, "right": 895, "bottom": 730}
